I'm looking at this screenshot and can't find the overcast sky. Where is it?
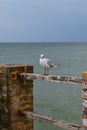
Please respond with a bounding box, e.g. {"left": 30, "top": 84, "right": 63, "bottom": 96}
{"left": 0, "top": 0, "right": 87, "bottom": 42}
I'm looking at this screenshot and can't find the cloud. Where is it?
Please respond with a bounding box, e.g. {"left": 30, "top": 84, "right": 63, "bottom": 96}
{"left": 0, "top": 0, "right": 87, "bottom": 42}
{"left": 0, "top": 0, "right": 26, "bottom": 30}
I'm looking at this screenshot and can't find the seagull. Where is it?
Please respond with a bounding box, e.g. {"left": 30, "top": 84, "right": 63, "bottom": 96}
{"left": 39, "top": 54, "right": 57, "bottom": 75}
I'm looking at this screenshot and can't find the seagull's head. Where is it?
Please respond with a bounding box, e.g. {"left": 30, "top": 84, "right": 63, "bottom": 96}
{"left": 40, "top": 54, "right": 45, "bottom": 59}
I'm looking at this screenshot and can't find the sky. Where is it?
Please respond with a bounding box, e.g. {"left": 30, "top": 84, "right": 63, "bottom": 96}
{"left": 0, "top": 0, "right": 87, "bottom": 42}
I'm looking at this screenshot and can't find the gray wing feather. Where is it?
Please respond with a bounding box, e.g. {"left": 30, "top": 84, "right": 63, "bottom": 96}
{"left": 47, "top": 59, "right": 55, "bottom": 67}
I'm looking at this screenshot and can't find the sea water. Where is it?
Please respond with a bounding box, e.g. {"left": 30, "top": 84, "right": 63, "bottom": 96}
{"left": 0, "top": 42, "right": 86, "bottom": 130}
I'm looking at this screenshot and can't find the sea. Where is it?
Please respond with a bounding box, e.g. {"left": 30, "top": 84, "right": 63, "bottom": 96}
{"left": 0, "top": 42, "right": 87, "bottom": 130}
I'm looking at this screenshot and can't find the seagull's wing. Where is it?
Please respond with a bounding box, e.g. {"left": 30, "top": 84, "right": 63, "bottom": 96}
{"left": 47, "top": 59, "right": 56, "bottom": 67}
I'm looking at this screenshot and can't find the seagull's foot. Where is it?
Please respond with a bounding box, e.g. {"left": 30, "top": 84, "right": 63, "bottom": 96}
{"left": 43, "top": 73, "right": 49, "bottom": 76}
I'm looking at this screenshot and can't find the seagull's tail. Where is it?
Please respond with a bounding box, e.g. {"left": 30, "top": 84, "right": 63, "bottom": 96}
{"left": 54, "top": 64, "right": 58, "bottom": 68}
{"left": 54, "top": 64, "right": 60, "bottom": 68}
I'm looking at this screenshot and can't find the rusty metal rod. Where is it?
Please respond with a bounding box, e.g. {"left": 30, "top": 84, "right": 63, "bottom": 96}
{"left": 21, "top": 111, "right": 82, "bottom": 130}
{"left": 20, "top": 73, "right": 82, "bottom": 84}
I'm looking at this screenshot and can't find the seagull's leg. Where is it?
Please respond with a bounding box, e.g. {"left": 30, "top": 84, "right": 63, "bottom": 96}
{"left": 44, "top": 68, "right": 46, "bottom": 75}
{"left": 46, "top": 69, "right": 49, "bottom": 75}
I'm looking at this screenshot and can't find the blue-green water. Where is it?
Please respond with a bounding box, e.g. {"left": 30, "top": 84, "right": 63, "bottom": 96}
{"left": 0, "top": 42, "right": 86, "bottom": 130}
